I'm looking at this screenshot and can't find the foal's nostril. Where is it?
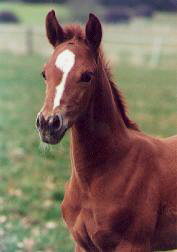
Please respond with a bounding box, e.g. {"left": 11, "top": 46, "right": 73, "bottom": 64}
{"left": 49, "top": 115, "right": 62, "bottom": 131}
{"left": 36, "top": 116, "right": 40, "bottom": 129}
{"left": 36, "top": 114, "right": 46, "bottom": 130}
{"left": 53, "top": 115, "right": 60, "bottom": 129}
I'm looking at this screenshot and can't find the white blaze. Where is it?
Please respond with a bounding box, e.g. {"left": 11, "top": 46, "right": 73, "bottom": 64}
{"left": 53, "top": 49, "right": 75, "bottom": 109}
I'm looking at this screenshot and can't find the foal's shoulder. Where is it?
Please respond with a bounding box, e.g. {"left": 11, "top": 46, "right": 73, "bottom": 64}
{"left": 128, "top": 130, "right": 169, "bottom": 169}
{"left": 161, "top": 135, "right": 177, "bottom": 165}
{"left": 130, "top": 130, "right": 163, "bottom": 155}
{"left": 163, "top": 135, "right": 177, "bottom": 146}
{"left": 131, "top": 131, "right": 177, "bottom": 172}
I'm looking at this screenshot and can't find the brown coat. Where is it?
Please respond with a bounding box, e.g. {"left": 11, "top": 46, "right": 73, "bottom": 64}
{"left": 37, "top": 10, "right": 177, "bottom": 251}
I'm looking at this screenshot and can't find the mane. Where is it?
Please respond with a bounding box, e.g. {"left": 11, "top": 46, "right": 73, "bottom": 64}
{"left": 64, "top": 24, "right": 85, "bottom": 41}
{"left": 101, "top": 53, "right": 139, "bottom": 131}
{"left": 109, "top": 79, "right": 139, "bottom": 131}
{"left": 63, "top": 24, "right": 139, "bottom": 131}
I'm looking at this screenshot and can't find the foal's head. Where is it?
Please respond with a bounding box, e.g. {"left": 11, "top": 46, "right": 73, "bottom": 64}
{"left": 36, "top": 10, "right": 102, "bottom": 144}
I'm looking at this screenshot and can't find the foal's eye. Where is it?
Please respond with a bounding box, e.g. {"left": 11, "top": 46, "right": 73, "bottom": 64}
{"left": 80, "top": 72, "right": 93, "bottom": 83}
{"left": 41, "top": 71, "right": 46, "bottom": 80}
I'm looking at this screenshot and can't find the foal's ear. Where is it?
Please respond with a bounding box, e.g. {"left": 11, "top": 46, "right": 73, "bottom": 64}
{"left": 85, "top": 13, "right": 102, "bottom": 51}
{"left": 46, "top": 10, "right": 65, "bottom": 47}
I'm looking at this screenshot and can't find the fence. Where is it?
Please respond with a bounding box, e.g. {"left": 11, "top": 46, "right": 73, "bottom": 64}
{"left": 0, "top": 24, "right": 177, "bottom": 68}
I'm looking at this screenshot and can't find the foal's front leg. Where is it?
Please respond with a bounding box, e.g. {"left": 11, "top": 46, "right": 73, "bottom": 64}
{"left": 115, "top": 240, "right": 151, "bottom": 252}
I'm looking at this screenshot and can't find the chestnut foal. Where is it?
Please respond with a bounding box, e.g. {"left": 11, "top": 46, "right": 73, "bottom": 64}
{"left": 36, "top": 10, "right": 177, "bottom": 252}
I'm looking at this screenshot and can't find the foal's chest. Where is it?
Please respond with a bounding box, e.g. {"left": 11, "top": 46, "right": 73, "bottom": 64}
{"left": 61, "top": 186, "right": 122, "bottom": 251}
{"left": 61, "top": 190, "right": 97, "bottom": 249}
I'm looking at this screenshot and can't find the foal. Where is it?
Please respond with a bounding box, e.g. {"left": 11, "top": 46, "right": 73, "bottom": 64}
{"left": 36, "top": 10, "right": 177, "bottom": 252}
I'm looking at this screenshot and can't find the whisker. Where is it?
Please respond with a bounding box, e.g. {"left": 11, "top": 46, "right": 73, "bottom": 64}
{"left": 39, "top": 141, "right": 53, "bottom": 154}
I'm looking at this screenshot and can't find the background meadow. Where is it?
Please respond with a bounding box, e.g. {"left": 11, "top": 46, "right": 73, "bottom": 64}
{"left": 0, "top": 1, "right": 177, "bottom": 251}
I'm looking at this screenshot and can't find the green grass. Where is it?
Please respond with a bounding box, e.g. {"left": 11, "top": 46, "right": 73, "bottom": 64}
{"left": 0, "top": 3, "right": 70, "bottom": 25}
{"left": 0, "top": 52, "right": 176, "bottom": 251}
{"left": 115, "top": 64, "right": 177, "bottom": 137}
{"left": 150, "top": 12, "right": 177, "bottom": 27}
{"left": 0, "top": 53, "right": 73, "bottom": 251}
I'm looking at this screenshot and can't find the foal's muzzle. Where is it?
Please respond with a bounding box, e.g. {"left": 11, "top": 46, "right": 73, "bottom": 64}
{"left": 36, "top": 113, "right": 67, "bottom": 144}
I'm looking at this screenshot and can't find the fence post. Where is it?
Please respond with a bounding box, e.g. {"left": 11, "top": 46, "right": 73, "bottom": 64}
{"left": 26, "top": 28, "right": 33, "bottom": 55}
{"left": 149, "top": 37, "right": 163, "bottom": 68}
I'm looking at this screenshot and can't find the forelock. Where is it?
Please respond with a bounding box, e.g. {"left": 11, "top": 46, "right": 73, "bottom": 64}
{"left": 64, "top": 24, "right": 85, "bottom": 42}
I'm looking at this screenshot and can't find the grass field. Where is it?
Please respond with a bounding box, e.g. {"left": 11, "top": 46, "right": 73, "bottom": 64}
{"left": 0, "top": 52, "right": 176, "bottom": 251}
{"left": 0, "top": 2, "right": 177, "bottom": 251}
{"left": 0, "top": 2, "right": 70, "bottom": 25}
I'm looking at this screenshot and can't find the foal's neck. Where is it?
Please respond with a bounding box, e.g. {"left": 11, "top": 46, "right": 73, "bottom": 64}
{"left": 71, "top": 57, "right": 130, "bottom": 187}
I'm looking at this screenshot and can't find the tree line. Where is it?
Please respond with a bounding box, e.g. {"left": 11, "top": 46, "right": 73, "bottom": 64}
{"left": 1, "top": 0, "right": 177, "bottom": 12}
{"left": 99, "top": 0, "right": 177, "bottom": 12}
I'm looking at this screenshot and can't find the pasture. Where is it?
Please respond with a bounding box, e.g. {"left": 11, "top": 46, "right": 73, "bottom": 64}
{"left": 0, "top": 2, "right": 177, "bottom": 67}
{"left": 0, "top": 2, "right": 177, "bottom": 251}
{"left": 0, "top": 3, "right": 70, "bottom": 25}
{"left": 0, "top": 52, "right": 176, "bottom": 251}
